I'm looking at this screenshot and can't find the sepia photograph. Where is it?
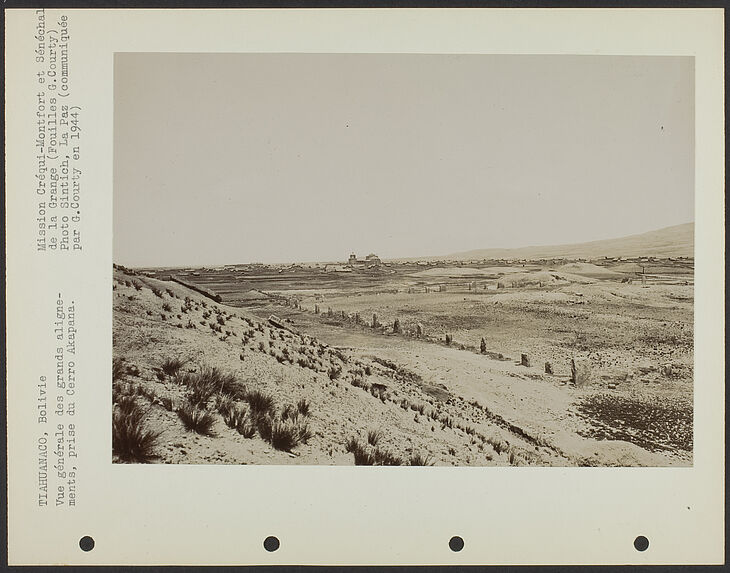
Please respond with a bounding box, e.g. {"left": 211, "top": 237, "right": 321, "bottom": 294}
{"left": 6, "top": 7, "right": 723, "bottom": 565}
{"left": 112, "top": 52, "right": 694, "bottom": 468}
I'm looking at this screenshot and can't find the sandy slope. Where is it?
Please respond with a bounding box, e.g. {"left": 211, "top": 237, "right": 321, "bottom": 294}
{"left": 114, "top": 264, "right": 691, "bottom": 467}
{"left": 113, "top": 269, "right": 573, "bottom": 466}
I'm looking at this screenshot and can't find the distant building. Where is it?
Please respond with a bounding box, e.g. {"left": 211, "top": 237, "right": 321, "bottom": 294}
{"left": 347, "top": 253, "right": 382, "bottom": 268}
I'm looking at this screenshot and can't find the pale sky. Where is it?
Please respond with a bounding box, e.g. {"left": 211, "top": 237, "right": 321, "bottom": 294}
{"left": 114, "top": 53, "right": 693, "bottom": 267}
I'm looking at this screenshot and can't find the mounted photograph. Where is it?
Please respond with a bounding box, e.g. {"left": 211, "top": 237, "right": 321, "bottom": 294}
{"left": 113, "top": 52, "right": 694, "bottom": 467}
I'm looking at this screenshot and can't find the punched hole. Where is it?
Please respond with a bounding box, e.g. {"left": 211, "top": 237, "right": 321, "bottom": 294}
{"left": 79, "top": 536, "right": 95, "bottom": 552}
{"left": 449, "top": 536, "right": 464, "bottom": 552}
{"left": 264, "top": 536, "right": 280, "bottom": 552}
{"left": 634, "top": 536, "right": 649, "bottom": 552}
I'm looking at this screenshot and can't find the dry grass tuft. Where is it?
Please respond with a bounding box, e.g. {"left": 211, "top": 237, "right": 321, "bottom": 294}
{"left": 161, "top": 357, "right": 186, "bottom": 377}
{"left": 177, "top": 399, "right": 216, "bottom": 435}
{"left": 367, "top": 429, "right": 382, "bottom": 446}
{"left": 409, "top": 452, "right": 435, "bottom": 466}
{"left": 113, "top": 396, "right": 160, "bottom": 462}
{"left": 245, "top": 389, "right": 276, "bottom": 416}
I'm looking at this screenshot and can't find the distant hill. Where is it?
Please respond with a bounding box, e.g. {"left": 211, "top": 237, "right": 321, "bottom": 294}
{"left": 443, "top": 222, "right": 694, "bottom": 261}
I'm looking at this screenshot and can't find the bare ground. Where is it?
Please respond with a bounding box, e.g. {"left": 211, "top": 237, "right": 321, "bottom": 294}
{"left": 113, "top": 265, "right": 692, "bottom": 467}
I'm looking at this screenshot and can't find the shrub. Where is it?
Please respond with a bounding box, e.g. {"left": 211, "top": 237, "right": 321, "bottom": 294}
{"left": 280, "top": 403, "right": 297, "bottom": 421}
{"left": 328, "top": 365, "right": 342, "bottom": 380}
{"left": 346, "top": 438, "right": 375, "bottom": 466}
{"left": 177, "top": 399, "right": 216, "bottom": 435}
{"left": 296, "top": 398, "right": 310, "bottom": 416}
{"left": 409, "top": 452, "right": 435, "bottom": 466}
{"left": 166, "top": 288, "right": 176, "bottom": 297}
{"left": 487, "top": 438, "right": 506, "bottom": 455}
{"left": 162, "top": 302, "right": 172, "bottom": 312}
{"left": 216, "top": 370, "right": 246, "bottom": 400}
{"left": 152, "top": 287, "right": 163, "bottom": 298}
{"left": 216, "top": 393, "right": 235, "bottom": 416}
{"left": 222, "top": 403, "right": 248, "bottom": 431}
{"left": 237, "top": 419, "right": 257, "bottom": 438}
{"left": 179, "top": 366, "right": 246, "bottom": 403}
{"left": 161, "top": 357, "right": 186, "bottom": 377}
{"left": 345, "top": 436, "right": 360, "bottom": 453}
{"left": 370, "top": 385, "right": 386, "bottom": 401}
{"left": 112, "top": 397, "right": 159, "bottom": 462}
{"left": 113, "top": 380, "right": 141, "bottom": 403}
{"left": 270, "top": 419, "right": 300, "bottom": 451}
{"left": 178, "top": 373, "right": 216, "bottom": 407}
{"left": 133, "top": 282, "right": 143, "bottom": 291}
{"left": 245, "top": 389, "right": 276, "bottom": 416}
{"left": 373, "top": 448, "right": 403, "bottom": 466}
{"left": 350, "top": 375, "right": 370, "bottom": 390}
{"left": 295, "top": 422, "right": 313, "bottom": 444}
{"left": 367, "top": 429, "right": 382, "bottom": 446}
{"left": 254, "top": 413, "right": 274, "bottom": 441}
{"left": 440, "top": 415, "right": 454, "bottom": 429}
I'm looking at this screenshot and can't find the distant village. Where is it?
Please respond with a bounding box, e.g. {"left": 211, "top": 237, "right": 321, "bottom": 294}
{"left": 138, "top": 253, "right": 693, "bottom": 277}
{"left": 322, "top": 253, "right": 383, "bottom": 273}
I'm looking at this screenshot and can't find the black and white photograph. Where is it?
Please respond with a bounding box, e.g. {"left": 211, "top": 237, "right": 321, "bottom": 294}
{"left": 113, "top": 53, "right": 694, "bottom": 467}
{"left": 6, "top": 7, "right": 724, "bottom": 566}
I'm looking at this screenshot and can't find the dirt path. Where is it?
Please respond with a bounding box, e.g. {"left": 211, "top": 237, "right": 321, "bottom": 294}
{"left": 251, "top": 306, "right": 686, "bottom": 467}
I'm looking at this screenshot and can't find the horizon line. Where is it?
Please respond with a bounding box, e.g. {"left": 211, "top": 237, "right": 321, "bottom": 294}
{"left": 113, "top": 220, "right": 695, "bottom": 269}
{"left": 117, "top": 220, "right": 694, "bottom": 269}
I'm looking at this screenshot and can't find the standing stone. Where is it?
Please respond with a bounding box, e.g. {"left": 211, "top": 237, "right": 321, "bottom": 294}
{"left": 480, "top": 338, "right": 487, "bottom": 354}
{"left": 416, "top": 323, "right": 424, "bottom": 337}
{"left": 355, "top": 313, "right": 361, "bottom": 324}
{"left": 497, "top": 282, "right": 505, "bottom": 289}
{"left": 544, "top": 362, "right": 553, "bottom": 374}
{"left": 571, "top": 357, "right": 592, "bottom": 387}
{"left": 372, "top": 313, "right": 379, "bottom": 328}
{"left": 445, "top": 334, "right": 453, "bottom": 345}
{"left": 520, "top": 354, "right": 531, "bottom": 367}
{"left": 393, "top": 318, "right": 401, "bottom": 333}
{"left": 314, "top": 304, "right": 320, "bottom": 314}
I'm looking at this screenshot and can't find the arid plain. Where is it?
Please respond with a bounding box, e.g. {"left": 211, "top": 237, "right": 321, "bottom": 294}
{"left": 113, "top": 223, "right": 693, "bottom": 466}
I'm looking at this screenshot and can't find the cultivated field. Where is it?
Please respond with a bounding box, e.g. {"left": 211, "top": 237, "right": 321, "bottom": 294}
{"left": 114, "top": 253, "right": 693, "bottom": 467}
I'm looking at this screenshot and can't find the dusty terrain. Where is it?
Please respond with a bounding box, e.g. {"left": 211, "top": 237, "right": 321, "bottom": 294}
{"left": 114, "top": 255, "right": 693, "bottom": 467}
